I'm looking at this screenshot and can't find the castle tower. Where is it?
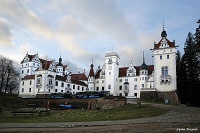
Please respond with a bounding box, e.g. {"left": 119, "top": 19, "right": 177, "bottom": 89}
{"left": 139, "top": 52, "right": 148, "bottom": 89}
{"left": 152, "top": 26, "right": 177, "bottom": 92}
{"left": 88, "top": 60, "right": 95, "bottom": 91}
{"left": 105, "top": 52, "right": 120, "bottom": 96}
{"left": 56, "top": 56, "right": 64, "bottom": 76}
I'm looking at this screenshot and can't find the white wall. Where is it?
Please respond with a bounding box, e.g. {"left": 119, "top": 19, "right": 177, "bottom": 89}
{"left": 154, "top": 47, "right": 176, "bottom": 92}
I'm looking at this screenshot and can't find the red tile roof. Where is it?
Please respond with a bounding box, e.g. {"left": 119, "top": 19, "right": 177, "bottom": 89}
{"left": 154, "top": 38, "right": 175, "bottom": 49}
{"left": 55, "top": 75, "right": 66, "bottom": 81}
{"left": 71, "top": 73, "right": 88, "bottom": 81}
{"left": 71, "top": 79, "right": 88, "bottom": 87}
{"left": 95, "top": 70, "right": 102, "bottom": 79}
{"left": 119, "top": 67, "right": 129, "bottom": 77}
{"left": 89, "top": 67, "right": 95, "bottom": 77}
{"left": 55, "top": 75, "right": 87, "bottom": 86}
{"left": 21, "top": 75, "right": 35, "bottom": 80}
{"left": 39, "top": 58, "right": 53, "bottom": 70}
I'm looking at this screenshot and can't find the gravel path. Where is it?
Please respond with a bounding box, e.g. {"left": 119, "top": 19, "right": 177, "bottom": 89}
{"left": 0, "top": 99, "right": 199, "bottom": 132}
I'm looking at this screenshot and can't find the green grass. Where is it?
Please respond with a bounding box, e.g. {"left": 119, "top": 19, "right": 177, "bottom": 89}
{"left": 0, "top": 104, "right": 168, "bottom": 123}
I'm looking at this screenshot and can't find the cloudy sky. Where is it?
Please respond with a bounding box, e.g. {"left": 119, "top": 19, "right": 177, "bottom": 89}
{"left": 0, "top": 0, "right": 199, "bottom": 73}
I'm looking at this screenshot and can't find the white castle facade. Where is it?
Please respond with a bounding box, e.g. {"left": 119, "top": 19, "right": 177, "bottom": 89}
{"left": 19, "top": 29, "right": 177, "bottom": 98}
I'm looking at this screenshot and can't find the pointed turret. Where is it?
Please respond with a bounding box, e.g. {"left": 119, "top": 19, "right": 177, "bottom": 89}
{"left": 140, "top": 51, "right": 148, "bottom": 70}
{"left": 89, "top": 59, "right": 94, "bottom": 77}
{"left": 56, "top": 55, "right": 63, "bottom": 66}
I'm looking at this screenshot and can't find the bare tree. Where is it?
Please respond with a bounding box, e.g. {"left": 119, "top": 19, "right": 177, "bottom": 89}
{"left": 0, "top": 57, "right": 19, "bottom": 94}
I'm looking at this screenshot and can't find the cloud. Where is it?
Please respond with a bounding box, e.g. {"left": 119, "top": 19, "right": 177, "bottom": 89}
{"left": 0, "top": 18, "right": 14, "bottom": 46}
{"left": 0, "top": 0, "right": 91, "bottom": 58}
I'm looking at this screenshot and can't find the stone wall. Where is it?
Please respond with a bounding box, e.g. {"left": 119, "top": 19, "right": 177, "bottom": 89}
{"left": 140, "top": 91, "right": 179, "bottom": 104}
{"left": 0, "top": 97, "right": 126, "bottom": 110}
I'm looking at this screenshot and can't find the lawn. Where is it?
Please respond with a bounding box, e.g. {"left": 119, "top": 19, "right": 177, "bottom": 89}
{"left": 0, "top": 104, "right": 168, "bottom": 123}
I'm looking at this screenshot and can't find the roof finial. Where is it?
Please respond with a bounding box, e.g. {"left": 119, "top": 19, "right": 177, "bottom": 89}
{"left": 143, "top": 51, "right": 145, "bottom": 64}
{"left": 163, "top": 20, "right": 165, "bottom": 31}
{"left": 60, "top": 52, "right": 61, "bottom": 58}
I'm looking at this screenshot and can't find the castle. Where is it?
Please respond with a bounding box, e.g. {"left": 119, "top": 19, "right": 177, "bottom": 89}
{"left": 19, "top": 28, "right": 177, "bottom": 101}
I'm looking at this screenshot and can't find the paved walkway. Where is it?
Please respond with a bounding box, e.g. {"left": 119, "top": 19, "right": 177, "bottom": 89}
{"left": 0, "top": 100, "right": 200, "bottom": 128}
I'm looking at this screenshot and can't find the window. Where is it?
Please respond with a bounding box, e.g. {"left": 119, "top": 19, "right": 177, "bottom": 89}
{"left": 37, "top": 78, "right": 41, "bottom": 84}
{"left": 145, "top": 77, "right": 147, "bottom": 80}
{"left": 102, "top": 87, "right": 104, "bottom": 91}
{"left": 119, "top": 93, "right": 122, "bottom": 96}
{"left": 61, "top": 90, "right": 63, "bottom": 92}
{"left": 102, "top": 80, "right": 104, "bottom": 83}
{"left": 22, "top": 70, "right": 24, "bottom": 74}
{"left": 55, "top": 81, "right": 58, "bottom": 86}
{"left": 61, "top": 82, "right": 64, "bottom": 87}
{"left": 142, "top": 84, "right": 144, "bottom": 88}
{"left": 160, "top": 55, "right": 162, "bottom": 60}
{"left": 142, "top": 77, "right": 144, "bottom": 80}
{"left": 108, "top": 84, "right": 111, "bottom": 89}
{"left": 134, "top": 93, "right": 137, "bottom": 97}
{"left": 55, "top": 89, "right": 58, "bottom": 92}
{"left": 27, "top": 69, "right": 29, "bottom": 73}
{"left": 125, "top": 79, "right": 128, "bottom": 82}
{"left": 96, "top": 87, "right": 99, "bottom": 91}
{"left": 30, "top": 81, "right": 32, "bottom": 85}
{"left": 49, "top": 89, "right": 50, "bottom": 92}
{"left": 134, "top": 85, "right": 137, "bottom": 90}
{"left": 38, "top": 89, "right": 40, "bottom": 92}
{"left": 142, "top": 71, "right": 144, "bottom": 74}
{"left": 109, "top": 72, "right": 111, "bottom": 75}
{"left": 167, "top": 55, "right": 169, "bottom": 59}
{"left": 125, "top": 85, "right": 128, "bottom": 90}
{"left": 73, "top": 85, "right": 75, "bottom": 89}
{"left": 78, "top": 86, "right": 80, "bottom": 90}
{"left": 22, "top": 81, "right": 24, "bottom": 86}
{"left": 29, "top": 88, "right": 31, "bottom": 92}
{"left": 119, "top": 79, "right": 122, "bottom": 82}
{"left": 108, "top": 66, "right": 112, "bottom": 70}
{"left": 49, "top": 79, "right": 53, "bottom": 85}
{"left": 68, "top": 84, "right": 70, "bottom": 87}
{"left": 162, "top": 66, "right": 168, "bottom": 76}
{"left": 125, "top": 93, "right": 128, "bottom": 96}
{"left": 22, "top": 88, "right": 24, "bottom": 93}
{"left": 134, "top": 78, "right": 137, "bottom": 82}
{"left": 119, "top": 86, "right": 122, "bottom": 90}
{"left": 97, "top": 81, "right": 99, "bottom": 84}
{"left": 82, "top": 87, "right": 84, "bottom": 91}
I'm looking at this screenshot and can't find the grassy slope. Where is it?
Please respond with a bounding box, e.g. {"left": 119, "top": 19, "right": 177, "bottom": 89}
{"left": 0, "top": 104, "right": 168, "bottom": 123}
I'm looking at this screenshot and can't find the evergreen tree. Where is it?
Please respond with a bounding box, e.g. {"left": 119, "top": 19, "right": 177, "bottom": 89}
{"left": 194, "top": 19, "right": 200, "bottom": 80}
{"left": 182, "top": 32, "right": 199, "bottom": 106}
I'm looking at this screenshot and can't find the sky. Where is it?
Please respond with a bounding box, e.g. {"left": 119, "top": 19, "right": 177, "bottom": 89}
{"left": 0, "top": 0, "right": 199, "bottom": 73}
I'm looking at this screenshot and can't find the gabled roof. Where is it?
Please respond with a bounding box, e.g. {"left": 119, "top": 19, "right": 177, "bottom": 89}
{"left": 21, "top": 75, "right": 35, "bottom": 80}
{"left": 71, "top": 73, "right": 88, "bottom": 81}
{"left": 154, "top": 38, "right": 175, "bottom": 49}
{"left": 39, "top": 58, "right": 53, "bottom": 70}
{"left": 71, "top": 79, "right": 88, "bottom": 87}
{"left": 21, "top": 54, "right": 37, "bottom": 63}
{"left": 119, "top": 65, "right": 154, "bottom": 77}
{"left": 95, "top": 69, "right": 102, "bottom": 79}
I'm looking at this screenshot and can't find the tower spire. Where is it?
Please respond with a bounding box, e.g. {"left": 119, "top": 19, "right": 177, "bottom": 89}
{"left": 161, "top": 20, "right": 167, "bottom": 38}
{"left": 163, "top": 20, "right": 165, "bottom": 31}
{"left": 143, "top": 51, "right": 145, "bottom": 64}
